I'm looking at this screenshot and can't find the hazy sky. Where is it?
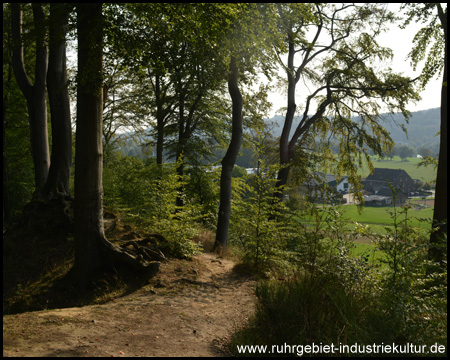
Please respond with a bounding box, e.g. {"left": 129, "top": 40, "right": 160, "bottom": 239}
{"left": 66, "top": 4, "right": 442, "bottom": 119}
{"left": 266, "top": 4, "right": 442, "bottom": 117}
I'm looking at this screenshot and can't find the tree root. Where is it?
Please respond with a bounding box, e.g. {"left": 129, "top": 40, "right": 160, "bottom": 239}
{"left": 120, "top": 239, "right": 166, "bottom": 262}
{"left": 98, "top": 236, "right": 161, "bottom": 276}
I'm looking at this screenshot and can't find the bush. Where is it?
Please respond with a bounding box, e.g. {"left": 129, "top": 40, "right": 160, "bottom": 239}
{"left": 103, "top": 152, "right": 203, "bottom": 259}
{"left": 229, "top": 272, "right": 377, "bottom": 356}
{"left": 228, "top": 201, "right": 447, "bottom": 356}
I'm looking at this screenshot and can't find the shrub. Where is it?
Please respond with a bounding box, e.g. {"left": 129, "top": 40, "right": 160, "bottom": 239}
{"left": 103, "top": 152, "right": 203, "bottom": 259}
{"left": 228, "top": 200, "right": 447, "bottom": 355}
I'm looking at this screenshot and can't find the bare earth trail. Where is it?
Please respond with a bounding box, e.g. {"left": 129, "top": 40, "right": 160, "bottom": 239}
{"left": 3, "top": 253, "right": 256, "bottom": 357}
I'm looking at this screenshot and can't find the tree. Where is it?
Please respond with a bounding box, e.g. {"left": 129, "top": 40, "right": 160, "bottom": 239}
{"left": 215, "top": 56, "right": 243, "bottom": 252}
{"left": 101, "top": 58, "right": 153, "bottom": 161}
{"left": 384, "top": 145, "right": 398, "bottom": 160}
{"left": 110, "top": 4, "right": 230, "bottom": 208}
{"left": 3, "top": 4, "right": 38, "bottom": 225}
{"left": 402, "top": 3, "right": 447, "bottom": 264}
{"left": 73, "top": 3, "right": 159, "bottom": 287}
{"left": 41, "top": 3, "right": 73, "bottom": 199}
{"left": 10, "top": 3, "right": 50, "bottom": 193}
{"left": 108, "top": 3, "right": 177, "bottom": 166}
{"left": 417, "top": 146, "right": 433, "bottom": 158}
{"left": 272, "top": 4, "right": 419, "bottom": 205}
{"left": 396, "top": 144, "right": 415, "bottom": 161}
{"left": 214, "top": 4, "right": 279, "bottom": 251}
{"left": 158, "top": 4, "right": 229, "bottom": 208}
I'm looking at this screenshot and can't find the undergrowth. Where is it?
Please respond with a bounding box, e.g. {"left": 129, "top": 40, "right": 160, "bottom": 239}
{"left": 227, "top": 198, "right": 447, "bottom": 356}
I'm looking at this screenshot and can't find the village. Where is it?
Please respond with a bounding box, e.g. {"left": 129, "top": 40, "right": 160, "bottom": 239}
{"left": 289, "top": 167, "right": 433, "bottom": 208}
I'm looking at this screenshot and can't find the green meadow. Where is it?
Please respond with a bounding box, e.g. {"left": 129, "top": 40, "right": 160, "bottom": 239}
{"left": 325, "top": 155, "right": 436, "bottom": 265}
{"left": 339, "top": 204, "right": 433, "bottom": 267}
{"left": 299, "top": 153, "right": 436, "bottom": 267}
{"left": 350, "top": 241, "right": 387, "bottom": 267}
{"left": 358, "top": 156, "right": 437, "bottom": 183}
{"left": 339, "top": 204, "right": 434, "bottom": 232}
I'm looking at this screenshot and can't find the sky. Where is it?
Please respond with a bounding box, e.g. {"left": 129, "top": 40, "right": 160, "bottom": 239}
{"left": 66, "top": 4, "right": 442, "bottom": 120}
{"left": 265, "top": 4, "right": 443, "bottom": 118}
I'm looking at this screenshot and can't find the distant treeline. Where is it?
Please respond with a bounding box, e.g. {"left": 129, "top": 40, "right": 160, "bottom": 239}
{"left": 269, "top": 107, "right": 440, "bottom": 152}
{"left": 117, "top": 107, "right": 440, "bottom": 167}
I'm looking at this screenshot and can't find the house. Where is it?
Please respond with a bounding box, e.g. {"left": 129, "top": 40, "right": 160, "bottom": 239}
{"left": 327, "top": 175, "right": 349, "bottom": 193}
{"left": 363, "top": 168, "right": 415, "bottom": 205}
{"left": 299, "top": 174, "right": 348, "bottom": 204}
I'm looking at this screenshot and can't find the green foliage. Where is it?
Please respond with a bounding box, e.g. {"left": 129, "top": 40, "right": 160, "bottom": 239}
{"left": 184, "top": 162, "right": 221, "bottom": 227}
{"left": 230, "top": 273, "right": 377, "bottom": 354}
{"left": 373, "top": 197, "right": 447, "bottom": 346}
{"left": 228, "top": 196, "right": 446, "bottom": 354}
{"left": 401, "top": 4, "right": 446, "bottom": 89}
{"left": 228, "top": 205, "right": 379, "bottom": 352}
{"left": 228, "top": 107, "right": 296, "bottom": 275}
{"left": 229, "top": 161, "right": 292, "bottom": 275}
{"left": 396, "top": 144, "right": 415, "bottom": 161}
{"left": 3, "top": 2, "right": 446, "bottom": 348}
{"left": 103, "top": 152, "right": 203, "bottom": 259}
{"left": 151, "top": 212, "right": 203, "bottom": 260}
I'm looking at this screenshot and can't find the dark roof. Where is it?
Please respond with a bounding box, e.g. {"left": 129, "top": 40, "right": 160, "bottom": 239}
{"left": 365, "top": 168, "right": 411, "bottom": 182}
{"left": 376, "top": 186, "right": 395, "bottom": 197}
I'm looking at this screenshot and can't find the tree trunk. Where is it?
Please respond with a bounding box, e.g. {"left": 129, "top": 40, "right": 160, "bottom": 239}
{"left": 273, "top": 32, "right": 298, "bottom": 203}
{"left": 10, "top": 3, "right": 50, "bottom": 192}
{"left": 175, "top": 149, "right": 185, "bottom": 209}
{"left": 3, "top": 65, "right": 12, "bottom": 227}
{"left": 214, "top": 57, "right": 243, "bottom": 252}
{"left": 73, "top": 3, "right": 106, "bottom": 285}
{"left": 176, "top": 85, "right": 186, "bottom": 209}
{"left": 73, "top": 4, "right": 159, "bottom": 287}
{"left": 42, "top": 3, "right": 72, "bottom": 199}
{"left": 155, "top": 74, "right": 165, "bottom": 166}
{"left": 273, "top": 31, "right": 333, "bottom": 206}
{"left": 429, "top": 4, "right": 447, "bottom": 265}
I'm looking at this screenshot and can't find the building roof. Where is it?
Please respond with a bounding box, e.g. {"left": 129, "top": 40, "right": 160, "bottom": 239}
{"left": 365, "top": 168, "right": 411, "bottom": 182}
{"left": 303, "top": 174, "right": 348, "bottom": 187}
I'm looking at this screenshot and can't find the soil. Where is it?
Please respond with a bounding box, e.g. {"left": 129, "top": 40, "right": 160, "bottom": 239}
{"left": 3, "top": 252, "right": 257, "bottom": 357}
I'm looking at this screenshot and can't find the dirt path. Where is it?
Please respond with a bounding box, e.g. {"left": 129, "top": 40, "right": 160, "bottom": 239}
{"left": 3, "top": 253, "right": 256, "bottom": 357}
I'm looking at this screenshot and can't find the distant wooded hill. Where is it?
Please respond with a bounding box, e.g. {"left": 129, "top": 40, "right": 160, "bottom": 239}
{"left": 116, "top": 107, "right": 440, "bottom": 166}
{"left": 268, "top": 107, "right": 440, "bottom": 151}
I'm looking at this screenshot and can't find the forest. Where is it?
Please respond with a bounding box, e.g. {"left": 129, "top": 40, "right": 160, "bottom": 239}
{"left": 3, "top": 3, "right": 447, "bottom": 357}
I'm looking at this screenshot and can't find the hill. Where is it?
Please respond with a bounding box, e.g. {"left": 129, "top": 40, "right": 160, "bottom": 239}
{"left": 113, "top": 108, "right": 440, "bottom": 169}
{"left": 268, "top": 107, "right": 440, "bottom": 152}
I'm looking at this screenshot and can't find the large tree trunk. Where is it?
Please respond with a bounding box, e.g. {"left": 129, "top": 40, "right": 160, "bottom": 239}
{"left": 429, "top": 4, "right": 447, "bottom": 265}
{"left": 73, "top": 3, "right": 106, "bottom": 285}
{"left": 273, "top": 31, "right": 299, "bottom": 203}
{"left": 3, "top": 50, "right": 13, "bottom": 227}
{"left": 214, "top": 57, "right": 243, "bottom": 252}
{"left": 73, "top": 4, "right": 159, "bottom": 287}
{"left": 10, "top": 3, "right": 50, "bottom": 193}
{"left": 42, "top": 3, "right": 73, "bottom": 199}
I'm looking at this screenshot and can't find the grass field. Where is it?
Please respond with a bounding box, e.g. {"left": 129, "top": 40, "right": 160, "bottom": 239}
{"left": 350, "top": 241, "right": 387, "bottom": 266}
{"left": 358, "top": 156, "right": 437, "bottom": 183}
{"left": 300, "top": 152, "right": 436, "bottom": 266}
{"left": 338, "top": 204, "right": 433, "bottom": 267}
{"left": 301, "top": 204, "right": 434, "bottom": 267}
{"left": 338, "top": 204, "right": 434, "bottom": 230}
